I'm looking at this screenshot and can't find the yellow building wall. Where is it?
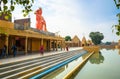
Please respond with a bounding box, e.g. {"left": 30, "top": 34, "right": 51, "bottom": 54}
{"left": 31, "top": 39, "right": 48, "bottom": 51}
{"left": 32, "top": 39, "right": 40, "bottom": 51}
{"left": 0, "top": 20, "right": 14, "bottom": 29}
{"left": 43, "top": 40, "right": 47, "bottom": 50}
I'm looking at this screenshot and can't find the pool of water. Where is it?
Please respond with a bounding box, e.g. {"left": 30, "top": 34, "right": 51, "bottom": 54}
{"left": 41, "top": 49, "right": 120, "bottom": 79}
{"left": 75, "top": 49, "right": 120, "bottom": 79}
{"left": 41, "top": 54, "right": 83, "bottom": 79}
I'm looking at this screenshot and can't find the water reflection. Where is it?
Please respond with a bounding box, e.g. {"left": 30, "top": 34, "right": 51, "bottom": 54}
{"left": 41, "top": 55, "right": 83, "bottom": 79}
{"left": 40, "top": 49, "right": 120, "bottom": 79}
{"left": 41, "top": 66, "right": 65, "bottom": 79}
{"left": 82, "top": 51, "right": 104, "bottom": 64}
{"left": 101, "top": 47, "right": 120, "bottom": 55}
{"left": 100, "top": 45, "right": 115, "bottom": 50}
{"left": 75, "top": 49, "right": 120, "bottom": 79}
{"left": 89, "top": 51, "right": 104, "bottom": 64}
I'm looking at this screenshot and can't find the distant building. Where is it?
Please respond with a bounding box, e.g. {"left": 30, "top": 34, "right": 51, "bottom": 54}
{"left": 81, "top": 36, "right": 87, "bottom": 46}
{"left": 116, "top": 39, "right": 120, "bottom": 48}
{"left": 87, "top": 39, "right": 93, "bottom": 46}
{"left": 118, "top": 40, "right": 120, "bottom": 45}
{"left": 72, "top": 35, "right": 81, "bottom": 47}
{"left": 65, "top": 35, "right": 81, "bottom": 47}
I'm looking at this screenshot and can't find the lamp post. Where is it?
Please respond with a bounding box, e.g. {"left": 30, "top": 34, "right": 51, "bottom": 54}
{"left": 114, "top": 0, "right": 120, "bottom": 9}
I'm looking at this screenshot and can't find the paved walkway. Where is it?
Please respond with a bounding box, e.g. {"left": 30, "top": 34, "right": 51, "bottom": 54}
{"left": 0, "top": 47, "right": 83, "bottom": 65}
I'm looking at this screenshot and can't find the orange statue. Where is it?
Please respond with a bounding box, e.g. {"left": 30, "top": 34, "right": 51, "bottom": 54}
{"left": 35, "top": 8, "right": 47, "bottom": 31}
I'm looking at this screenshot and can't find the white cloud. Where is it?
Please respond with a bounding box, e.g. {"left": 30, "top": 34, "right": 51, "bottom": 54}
{"left": 12, "top": 0, "right": 119, "bottom": 42}
{"left": 34, "top": 0, "right": 82, "bottom": 35}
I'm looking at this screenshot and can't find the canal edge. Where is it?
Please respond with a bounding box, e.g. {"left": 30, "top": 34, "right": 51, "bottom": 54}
{"left": 63, "top": 51, "right": 94, "bottom": 79}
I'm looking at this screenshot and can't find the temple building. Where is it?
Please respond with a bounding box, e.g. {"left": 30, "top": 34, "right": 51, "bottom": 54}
{"left": 65, "top": 35, "right": 81, "bottom": 47}
{"left": 72, "top": 35, "right": 81, "bottom": 47}
{"left": 0, "top": 17, "right": 64, "bottom": 55}
{"left": 81, "top": 36, "right": 87, "bottom": 46}
{"left": 81, "top": 36, "right": 93, "bottom": 46}
{"left": 116, "top": 39, "right": 120, "bottom": 48}
{"left": 87, "top": 39, "right": 93, "bottom": 46}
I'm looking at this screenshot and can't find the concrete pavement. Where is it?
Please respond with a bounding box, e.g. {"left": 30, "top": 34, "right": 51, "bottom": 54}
{"left": 0, "top": 47, "right": 83, "bottom": 65}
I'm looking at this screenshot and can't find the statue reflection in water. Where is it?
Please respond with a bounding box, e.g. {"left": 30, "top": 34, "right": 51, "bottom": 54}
{"left": 89, "top": 51, "right": 104, "bottom": 64}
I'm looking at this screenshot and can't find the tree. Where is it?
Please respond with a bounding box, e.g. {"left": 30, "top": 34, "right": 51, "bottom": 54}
{"left": 65, "top": 36, "right": 71, "bottom": 41}
{"left": 105, "top": 42, "right": 111, "bottom": 45}
{"left": 0, "top": 0, "right": 34, "bottom": 19}
{"left": 89, "top": 32, "right": 104, "bottom": 45}
{"left": 112, "top": 25, "right": 120, "bottom": 36}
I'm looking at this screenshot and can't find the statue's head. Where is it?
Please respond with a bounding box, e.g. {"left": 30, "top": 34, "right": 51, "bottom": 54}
{"left": 35, "top": 7, "right": 42, "bottom": 15}
{"left": 39, "top": 7, "right": 42, "bottom": 11}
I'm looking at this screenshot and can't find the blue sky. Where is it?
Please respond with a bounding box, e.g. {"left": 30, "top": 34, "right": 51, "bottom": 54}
{"left": 13, "top": 0, "right": 120, "bottom": 42}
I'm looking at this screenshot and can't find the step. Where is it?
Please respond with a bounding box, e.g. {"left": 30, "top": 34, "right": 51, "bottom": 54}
{"left": 0, "top": 52, "right": 65, "bottom": 68}
{"left": 0, "top": 50, "right": 83, "bottom": 78}
{"left": 0, "top": 53, "right": 66, "bottom": 72}
{"left": 0, "top": 52, "right": 79, "bottom": 78}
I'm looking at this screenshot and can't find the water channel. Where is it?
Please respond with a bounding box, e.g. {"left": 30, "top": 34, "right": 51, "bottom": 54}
{"left": 41, "top": 48, "right": 120, "bottom": 79}
{"left": 75, "top": 49, "right": 120, "bottom": 79}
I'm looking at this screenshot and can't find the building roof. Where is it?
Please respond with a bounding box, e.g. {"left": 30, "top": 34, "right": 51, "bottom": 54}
{"left": 72, "top": 35, "right": 81, "bottom": 43}
{"left": 81, "top": 36, "right": 87, "bottom": 44}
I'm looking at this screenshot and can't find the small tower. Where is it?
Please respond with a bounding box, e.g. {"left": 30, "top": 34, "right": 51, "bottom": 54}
{"left": 81, "top": 36, "right": 87, "bottom": 46}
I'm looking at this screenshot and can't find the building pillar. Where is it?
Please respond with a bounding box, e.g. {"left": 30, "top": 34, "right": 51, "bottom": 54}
{"left": 56, "top": 40, "right": 58, "bottom": 51}
{"left": 41, "top": 38, "right": 43, "bottom": 45}
{"left": 62, "top": 40, "right": 65, "bottom": 50}
{"left": 49, "top": 40, "right": 51, "bottom": 51}
{"left": 60, "top": 40, "right": 62, "bottom": 51}
{"left": 46, "top": 40, "right": 49, "bottom": 51}
{"left": 25, "top": 37, "right": 28, "bottom": 54}
{"left": 47, "top": 39, "right": 51, "bottom": 51}
{"left": 28, "top": 38, "right": 32, "bottom": 53}
{"left": 53, "top": 40, "right": 55, "bottom": 51}
{"left": 5, "top": 35, "right": 9, "bottom": 55}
